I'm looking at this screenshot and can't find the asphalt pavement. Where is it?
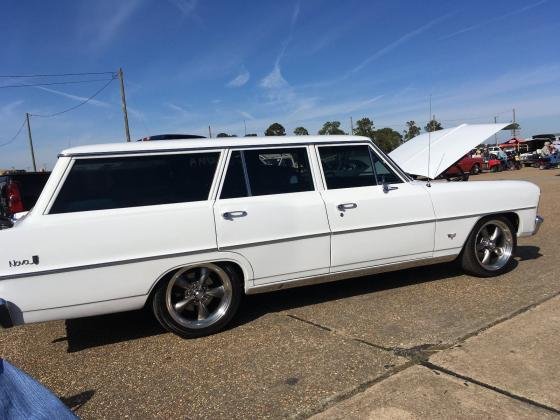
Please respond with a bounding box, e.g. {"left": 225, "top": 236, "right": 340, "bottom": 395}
{"left": 0, "top": 167, "right": 558, "bottom": 419}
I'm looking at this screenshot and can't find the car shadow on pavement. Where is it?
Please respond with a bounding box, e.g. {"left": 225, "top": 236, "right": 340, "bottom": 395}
{"left": 515, "top": 245, "right": 542, "bottom": 261}
{"left": 64, "top": 308, "right": 166, "bottom": 353}
{"left": 62, "top": 247, "right": 539, "bottom": 351}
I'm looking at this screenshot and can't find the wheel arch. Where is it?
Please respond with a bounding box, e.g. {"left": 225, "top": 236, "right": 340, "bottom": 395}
{"left": 144, "top": 254, "right": 253, "bottom": 307}
{"left": 459, "top": 211, "right": 519, "bottom": 254}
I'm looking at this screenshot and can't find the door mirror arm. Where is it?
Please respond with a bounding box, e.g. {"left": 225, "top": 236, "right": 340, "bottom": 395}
{"left": 382, "top": 177, "right": 398, "bottom": 194}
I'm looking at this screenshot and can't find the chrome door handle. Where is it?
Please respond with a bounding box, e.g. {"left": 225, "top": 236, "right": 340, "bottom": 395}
{"left": 337, "top": 202, "right": 357, "bottom": 211}
{"left": 223, "top": 211, "right": 247, "bottom": 220}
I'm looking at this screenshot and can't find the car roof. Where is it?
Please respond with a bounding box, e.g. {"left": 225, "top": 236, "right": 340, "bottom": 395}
{"left": 60, "top": 135, "right": 371, "bottom": 157}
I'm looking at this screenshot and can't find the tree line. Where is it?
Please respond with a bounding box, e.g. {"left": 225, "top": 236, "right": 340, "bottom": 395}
{"left": 216, "top": 117, "right": 444, "bottom": 153}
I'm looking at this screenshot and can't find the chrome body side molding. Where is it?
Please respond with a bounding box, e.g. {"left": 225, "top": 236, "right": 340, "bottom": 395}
{"left": 246, "top": 255, "right": 457, "bottom": 295}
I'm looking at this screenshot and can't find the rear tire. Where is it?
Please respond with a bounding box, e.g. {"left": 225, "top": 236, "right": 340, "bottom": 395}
{"left": 470, "top": 164, "right": 481, "bottom": 175}
{"left": 460, "top": 216, "right": 516, "bottom": 277}
{"left": 152, "top": 263, "right": 242, "bottom": 338}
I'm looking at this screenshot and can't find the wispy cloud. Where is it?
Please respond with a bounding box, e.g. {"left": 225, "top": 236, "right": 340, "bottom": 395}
{"left": 260, "top": 64, "right": 288, "bottom": 89}
{"left": 166, "top": 102, "right": 195, "bottom": 118}
{"left": 350, "top": 13, "right": 454, "bottom": 74}
{"left": 166, "top": 0, "right": 198, "bottom": 17}
{"left": 92, "top": 1, "right": 142, "bottom": 48}
{"left": 227, "top": 69, "right": 250, "bottom": 87}
{"left": 238, "top": 110, "right": 255, "bottom": 120}
{"left": 35, "top": 86, "right": 111, "bottom": 108}
{"left": 0, "top": 100, "right": 24, "bottom": 118}
{"left": 440, "top": 0, "right": 548, "bottom": 40}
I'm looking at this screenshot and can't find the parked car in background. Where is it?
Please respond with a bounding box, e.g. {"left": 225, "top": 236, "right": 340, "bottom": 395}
{"left": 520, "top": 138, "right": 548, "bottom": 167}
{"left": 0, "top": 128, "right": 543, "bottom": 338}
{"left": 137, "top": 134, "right": 206, "bottom": 141}
{"left": 443, "top": 154, "right": 483, "bottom": 176}
{"left": 0, "top": 171, "right": 51, "bottom": 219}
{"left": 482, "top": 156, "right": 502, "bottom": 172}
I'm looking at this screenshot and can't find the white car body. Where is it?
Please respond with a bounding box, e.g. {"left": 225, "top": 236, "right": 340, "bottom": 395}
{"left": 0, "top": 134, "right": 542, "bottom": 329}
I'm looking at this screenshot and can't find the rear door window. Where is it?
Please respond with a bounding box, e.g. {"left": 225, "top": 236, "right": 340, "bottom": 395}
{"left": 50, "top": 152, "right": 220, "bottom": 214}
{"left": 220, "top": 147, "right": 314, "bottom": 198}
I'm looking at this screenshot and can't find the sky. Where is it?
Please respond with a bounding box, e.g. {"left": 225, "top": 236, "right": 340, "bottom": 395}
{"left": 1, "top": 0, "right": 559, "bottom": 170}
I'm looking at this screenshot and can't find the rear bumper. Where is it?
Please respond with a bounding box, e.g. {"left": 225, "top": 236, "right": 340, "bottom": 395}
{"left": 0, "top": 298, "right": 14, "bottom": 328}
{"left": 533, "top": 215, "right": 544, "bottom": 235}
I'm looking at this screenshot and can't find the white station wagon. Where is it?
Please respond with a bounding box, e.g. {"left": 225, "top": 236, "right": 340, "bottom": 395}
{"left": 0, "top": 127, "right": 543, "bottom": 337}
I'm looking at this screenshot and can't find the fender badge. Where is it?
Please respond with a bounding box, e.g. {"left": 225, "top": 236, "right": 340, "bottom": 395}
{"left": 447, "top": 233, "right": 456, "bottom": 239}
{"left": 8, "top": 255, "right": 39, "bottom": 268}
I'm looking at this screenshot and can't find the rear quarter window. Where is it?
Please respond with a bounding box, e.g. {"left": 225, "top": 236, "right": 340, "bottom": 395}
{"left": 50, "top": 152, "right": 220, "bottom": 214}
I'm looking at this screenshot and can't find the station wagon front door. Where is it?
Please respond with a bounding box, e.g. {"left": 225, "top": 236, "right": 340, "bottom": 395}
{"left": 317, "top": 144, "right": 435, "bottom": 272}
{"left": 214, "top": 147, "right": 331, "bottom": 285}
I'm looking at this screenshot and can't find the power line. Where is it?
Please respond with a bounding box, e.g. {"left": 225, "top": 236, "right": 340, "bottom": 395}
{"left": 0, "top": 118, "right": 27, "bottom": 148}
{"left": 0, "top": 77, "right": 115, "bottom": 89}
{"left": 30, "top": 77, "right": 116, "bottom": 118}
{"left": 0, "top": 71, "right": 116, "bottom": 78}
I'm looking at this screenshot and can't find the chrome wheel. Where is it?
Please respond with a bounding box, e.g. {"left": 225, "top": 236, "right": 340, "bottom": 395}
{"left": 165, "top": 263, "right": 233, "bottom": 329}
{"left": 474, "top": 220, "right": 513, "bottom": 271}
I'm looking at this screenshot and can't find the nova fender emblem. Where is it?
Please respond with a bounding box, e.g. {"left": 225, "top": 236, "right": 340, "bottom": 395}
{"left": 8, "top": 255, "right": 39, "bottom": 268}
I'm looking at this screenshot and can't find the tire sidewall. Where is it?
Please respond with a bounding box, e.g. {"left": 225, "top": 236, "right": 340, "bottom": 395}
{"left": 461, "top": 216, "right": 517, "bottom": 277}
{"left": 152, "top": 264, "right": 243, "bottom": 338}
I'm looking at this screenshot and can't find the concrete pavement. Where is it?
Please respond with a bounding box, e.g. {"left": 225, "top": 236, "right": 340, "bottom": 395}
{"left": 314, "top": 294, "right": 560, "bottom": 419}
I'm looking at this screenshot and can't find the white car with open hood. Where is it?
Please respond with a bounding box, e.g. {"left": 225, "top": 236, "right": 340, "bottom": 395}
{"left": 0, "top": 126, "right": 543, "bottom": 337}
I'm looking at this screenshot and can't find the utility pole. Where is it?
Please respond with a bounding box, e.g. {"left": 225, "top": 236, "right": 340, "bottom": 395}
{"left": 208, "top": 125, "right": 212, "bottom": 138}
{"left": 494, "top": 116, "right": 498, "bottom": 145}
{"left": 117, "top": 68, "right": 131, "bottom": 142}
{"left": 25, "top": 113, "right": 37, "bottom": 172}
{"left": 512, "top": 108, "right": 517, "bottom": 139}
{"left": 244, "top": 120, "right": 247, "bottom": 136}
{"left": 350, "top": 116, "right": 354, "bottom": 135}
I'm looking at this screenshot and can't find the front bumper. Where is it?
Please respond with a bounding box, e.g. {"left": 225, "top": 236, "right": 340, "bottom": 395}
{"left": 533, "top": 215, "right": 544, "bottom": 235}
{"left": 0, "top": 298, "right": 14, "bottom": 328}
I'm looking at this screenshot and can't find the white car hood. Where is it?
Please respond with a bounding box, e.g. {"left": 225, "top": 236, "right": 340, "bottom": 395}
{"left": 389, "top": 123, "right": 508, "bottom": 178}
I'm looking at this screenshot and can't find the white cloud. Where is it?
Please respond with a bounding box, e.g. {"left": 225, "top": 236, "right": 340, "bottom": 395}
{"left": 92, "top": 1, "right": 142, "bottom": 48}
{"left": 441, "top": 0, "right": 548, "bottom": 40}
{"left": 260, "top": 64, "right": 289, "bottom": 90}
{"left": 35, "top": 86, "right": 112, "bottom": 108}
{"left": 350, "top": 13, "right": 453, "bottom": 74}
{"left": 0, "top": 100, "right": 24, "bottom": 118}
{"left": 227, "top": 70, "right": 250, "bottom": 87}
{"left": 238, "top": 110, "right": 255, "bottom": 120}
{"left": 166, "top": 0, "right": 198, "bottom": 17}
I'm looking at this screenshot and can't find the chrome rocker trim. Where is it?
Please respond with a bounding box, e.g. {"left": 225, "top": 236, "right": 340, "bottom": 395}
{"left": 247, "top": 255, "right": 456, "bottom": 295}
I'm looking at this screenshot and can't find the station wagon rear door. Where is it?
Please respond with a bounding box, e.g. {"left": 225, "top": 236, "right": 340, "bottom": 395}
{"left": 213, "top": 147, "right": 331, "bottom": 285}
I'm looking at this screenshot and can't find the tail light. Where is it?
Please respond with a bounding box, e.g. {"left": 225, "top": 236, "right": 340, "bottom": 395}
{"left": 7, "top": 181, "right": 24, "bottom": 215}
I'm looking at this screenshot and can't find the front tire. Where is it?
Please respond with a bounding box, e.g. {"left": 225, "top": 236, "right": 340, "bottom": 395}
{"left": 460, "top": 216, "right": 516, "bottom": 277}
{"left": 152, "top": 263, "right": 242, "bottom": 338}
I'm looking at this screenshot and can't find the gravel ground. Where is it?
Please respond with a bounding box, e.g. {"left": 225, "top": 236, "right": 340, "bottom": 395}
{"left": 0, "top": 167, "right": 557, "bottom": 419}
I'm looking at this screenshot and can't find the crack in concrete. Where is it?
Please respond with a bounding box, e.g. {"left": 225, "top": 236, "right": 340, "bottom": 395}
{"left": 285, "top": 289, "right": 560, "bottom": 418}
{"left": 423, "top": 362, "right": 560, "bottom": 415}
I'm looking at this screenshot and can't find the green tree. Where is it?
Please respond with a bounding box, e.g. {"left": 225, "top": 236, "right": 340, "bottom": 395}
{"left": 425, "top": 118, "right": 443, "bottom": 132}
{"left": 353, "top": 117, "right": 375, "bottom": 139}
{"left": 318, "top": 121, "right": 345, "bottom": 135}
{"left": 216, "top": 132, "right": 229, "bottom": 138}
{"left": 293, "top": 126, "right": 309, "bottom": 136}
{"left": 373, "top": 128, "right": 402, "bottom": 153}
{"left": 265, "top": 123, "right": 286, "bottom": 136}
{"left": 403, "top": 120, "right": 421, "bottom": 141}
